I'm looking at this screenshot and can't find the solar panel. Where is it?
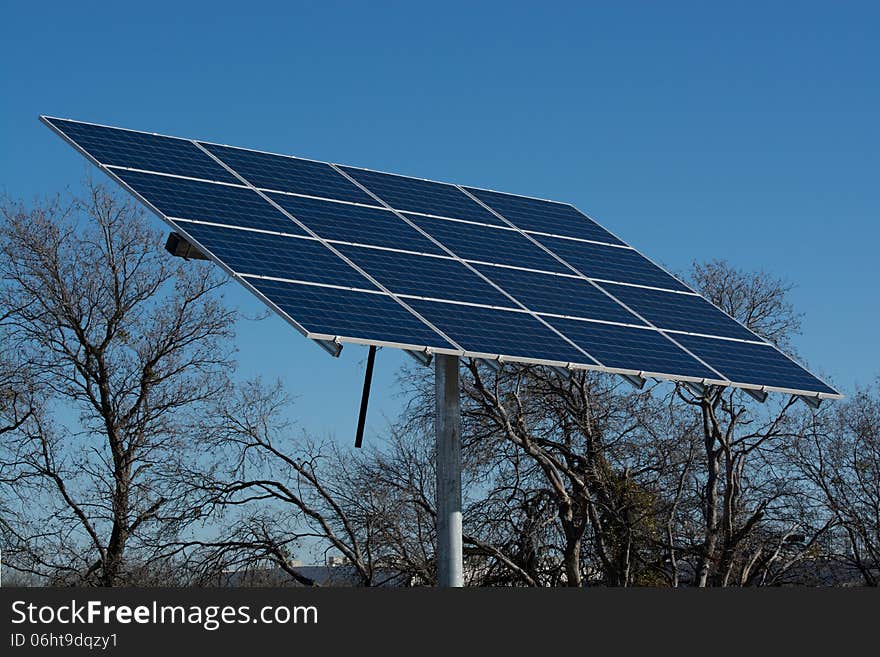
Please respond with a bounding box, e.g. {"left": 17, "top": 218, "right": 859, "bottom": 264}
{"left": 464, "top": 186, "right": 625, "bottom": 245}
{"left": 546, "top": 318, "right": 719, "bottom": 379}
{"left": 334, "top": 245, "right": 512, "bottom": 307}
{"left": 404, "top": 300, "right": 592, "bottom": 366}
{"left": 338, "top": 166, "right": 506, "bottom": 226}
{"left": 45, "top": 117, "right": 239, "bottom": 184}
{"left": 179, "top": 223, "right": 372, "bottom": 288}
{"left": 596, "top": 282, "right": 758, "bottom": 341}
{"left": 404, "top": 214, "right": 570, "bottom": 273}
{"left": 473, "top": 266, "right": 646, "bottom": 326}
{"left": 41, "top": 116, "right": 840, "bottom": 400}
{"left": 248, "top": 279, "right": 455, "bottom": 350}
{"left": 268, "top": 195, "right": 444, "bottom": 255}
{"left": 115, "top": 170, "right": 302, "bottom": 234}
{"left": 672, "top": 334, "right": 839, "bottom": 396}
{"left": 202, "top": 143, "right": 376, "bottom": 205}
{"left": 533, "top": 235, "right": 692, "bottom": 292}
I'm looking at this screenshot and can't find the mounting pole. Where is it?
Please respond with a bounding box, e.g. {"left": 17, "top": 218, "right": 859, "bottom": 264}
{"left": 435, "top": 353, "right": 463, "bottom": 587}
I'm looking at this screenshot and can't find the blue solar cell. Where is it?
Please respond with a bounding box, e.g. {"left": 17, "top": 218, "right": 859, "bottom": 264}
{"left": 339, "top": 166, "right": 506, "bottom": 226}
{"left": 268, "top": 194, "right": 443, "bottom": 255}
{"left": 548, "top": 318, "right": 719, "bottom": 378}
{"left": 537, "top": 236, "right": 690, "bottom": 292}
{"left": 406, "top": 299, "right": 592, "bottom": 365}
{"left": 336, "top": 245, "right": 513, "bottom": 307}
{"left": 672, "top": 334, "right": 838, "bottom": 395}
{"left": 465, "top": 187, "right": 624, "bottom": 245}
{"left": 179, "top": 223, "right": 373, "bottom": 289}
{"left": 598, "top": 283, "right": 759, "bottom": 341}
{"left": 475, "top": 265, "right": 645, "bottom": 326}
{"left": 201, "top": 143, "right": 377, "bottom": 205}
{"left": 248, "top": 279, "right": 452, "bottom": 348}
{"left": 404, "top": 214, "right": 569, "bottom": 273}
{"left": 44, "top": 118, "right": 238, "bottom": 183}
{"left": 113, "top": 170, "right": 304, "bottom": 234}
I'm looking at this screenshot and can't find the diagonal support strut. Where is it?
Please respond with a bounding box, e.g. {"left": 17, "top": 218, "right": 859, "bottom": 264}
{"left": 354, "top": 345, "right": 377, "bottom": 448}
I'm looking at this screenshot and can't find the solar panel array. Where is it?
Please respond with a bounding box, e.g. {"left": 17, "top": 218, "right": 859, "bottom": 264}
{"left": 41, "top": 116, "right": 840, "bottom": 399}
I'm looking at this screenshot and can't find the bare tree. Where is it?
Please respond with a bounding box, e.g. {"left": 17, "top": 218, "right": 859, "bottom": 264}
{"left": 677, "top": 260, "right": 834, "bottom": 586}
{"left": 187, "top": 259, "right": 842, "bottom": 588}
{"left": 207, "top": 259, "right": 824, "bottom": 588}
{"left": 381, "top": 260, "right": 828, "bottom": 587}
{"left": 0, "top": 183, "right": 236, "bottom": 585}
{"left": 392, "top": 356, "right": 677, "bottom": 587}
{"left": 691, "top": 259, "right": 802, "bottom": 351}
{"left": 0, "top": 182, "right": 855, "bottom": 589}
{"left": 791, "top": 382, "right": 880, "bottom": 585}
{"left": 0, "top": 291, "right": 38, "bottom": 439}
{"left": 0, "top": 316, "right": 39, "bottom": 552}
{"left": 186, "top": 379, "right": 398, "bottom": 586}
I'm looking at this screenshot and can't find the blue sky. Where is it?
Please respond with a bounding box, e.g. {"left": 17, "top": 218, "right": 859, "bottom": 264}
{"left": 1, "top": 1, "right": 877, "bottom": 439}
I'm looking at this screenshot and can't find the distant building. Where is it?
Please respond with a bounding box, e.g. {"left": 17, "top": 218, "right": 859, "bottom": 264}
{"left": 218, "top": 555, "right": 412, "bottom": 587}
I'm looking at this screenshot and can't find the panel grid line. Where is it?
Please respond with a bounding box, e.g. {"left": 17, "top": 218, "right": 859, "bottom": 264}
{"left": 229, "top": 270, "right": 773, "bottom": 346}
{"left": 237, "top": 273, "right": 386, "bottom": 295}
{"left": 104, "top": 164, "right": 249, "bottom": 188}
{"left": 175, "top": 213, "right": 715, "bottom": 300}
{"left": 192, "top": 141, "right": 466, "bottom": 355}
{"left": 107, "top": 149, "right": 635, "bottom": 250}
{"left": 329, "top": 163, "right": 605, "bottom": 369}
{"left": 95, "top": 138, "right": 634, "bottom": 251}
{"left": 38, "top": 118, "right": 336, "bottom": 351}
{"left": 176, "top": 212, "right": 704, "bottom": 296}
{"left": 460, "top": 183, "right": 801, "bottom": 379}
{"left": 456, "top": 185, "right": 730, "bottom": 382}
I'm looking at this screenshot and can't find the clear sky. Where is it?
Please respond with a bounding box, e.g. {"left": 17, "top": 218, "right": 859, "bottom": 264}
{"left": 1, "top": 1, "right": 877, "bottom": 440}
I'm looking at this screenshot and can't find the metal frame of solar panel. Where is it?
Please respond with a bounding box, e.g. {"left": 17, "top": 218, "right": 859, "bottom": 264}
{"left": 41, "top": 116, "right": 840, "bottom": 403}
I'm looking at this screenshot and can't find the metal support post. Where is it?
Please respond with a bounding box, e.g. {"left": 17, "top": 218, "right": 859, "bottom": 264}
{"left": 435, "top": 353, "right": 463, "bottom": 587}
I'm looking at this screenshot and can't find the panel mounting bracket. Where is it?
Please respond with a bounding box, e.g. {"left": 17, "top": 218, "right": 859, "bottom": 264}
{"left": 551, "top": 365, "right": 572, "bottom": 380}
{"left": 480, "top": 358, "right": 502, "bottom": 372}
{"left": 164, "top": 231, "right": 209, "bottom": 261}
{"left": 314, "top": 338, "right": 343, "bottom": 358}
{"left": 744, "top": 388, "right": 769, "bottom": 403}
{"left": 684, "top": 381, "right": 708, "bottom": 397}
{"left": 798, "top": 394, "right": 822, "bottom": 410}
{"left": 405, "top": 348, "right": 433, "bottom": 367}
{"left": 620, "top": 373, "right": 647, "bottom": 389}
